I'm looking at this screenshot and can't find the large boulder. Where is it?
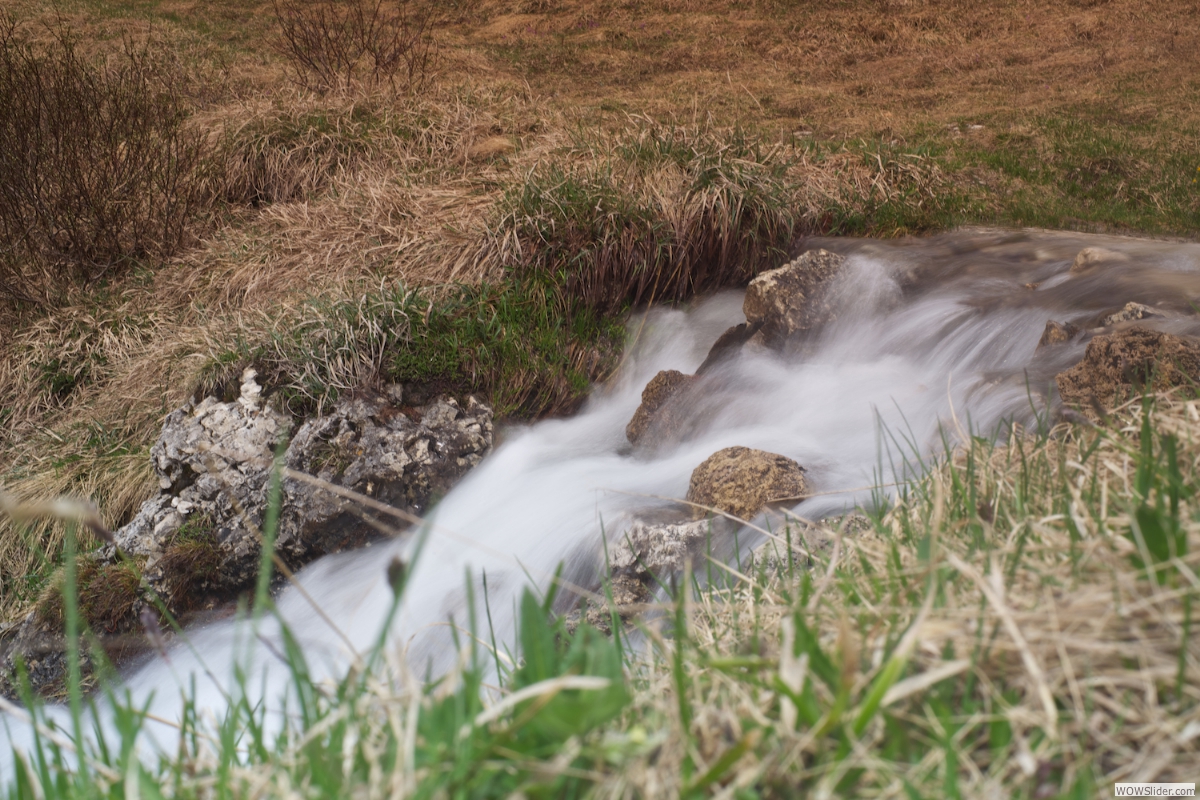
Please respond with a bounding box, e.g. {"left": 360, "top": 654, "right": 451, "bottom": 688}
{"left": 1056, "top": 327, "right": 1200, "bottom": 414}
{"left": 686, "top": 446, "right": 808, "bottom": 521}
{"left": 743, "top": 249, "right": 845, "bottom": 348}
{"left": 2, "top": 372, "right": 494, "bottom": 697}
{"left": 278, "top": 392, "right": 492, "bottom": 561}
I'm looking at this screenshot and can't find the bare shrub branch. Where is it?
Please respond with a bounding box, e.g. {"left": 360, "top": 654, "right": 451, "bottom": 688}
{"left": 0, "top": 17, "right": 207, "bottom": 307}
{"left": 271, "top": 0, "right": 439, "bottom": 94}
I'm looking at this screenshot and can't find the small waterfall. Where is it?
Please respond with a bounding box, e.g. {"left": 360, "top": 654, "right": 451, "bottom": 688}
{"left": 3, "top": 228, "right": 1199, "bottom": 774}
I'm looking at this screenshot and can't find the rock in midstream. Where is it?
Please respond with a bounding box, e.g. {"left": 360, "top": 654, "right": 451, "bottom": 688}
{"left": 575, "top": 446, "right": 808, "bottom": 633}
{"left": 624, "top": 369, "right": 695, "bottom": 446}
{"left": 742, "top": 249, "right": 845, "bottom": 349}
{"left": 2, "top": 369, "right": 493, "bottom": 697}
{"left": 686, "top": 446, "right": 808, "bottom": 521}
{"left": 624, "top": 249, "right": 846, "bottom": 451}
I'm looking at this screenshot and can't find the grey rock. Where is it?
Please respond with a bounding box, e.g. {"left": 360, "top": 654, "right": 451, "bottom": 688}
{"left": 3, "top": 371, "right": 494, "bottom": 697}
{"left": 278, "top": 392, "right": 493, "bottom": 561}
{"left": 1100, "top": 302, "right": 1163, "bottom": 328}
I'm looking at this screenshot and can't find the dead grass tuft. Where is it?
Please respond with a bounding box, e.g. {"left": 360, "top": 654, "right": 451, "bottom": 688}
{"left": 599, "top": 392, "right": 1200, "bottom": 795}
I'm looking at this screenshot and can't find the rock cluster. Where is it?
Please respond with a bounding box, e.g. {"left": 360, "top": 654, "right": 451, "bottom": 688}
{"left": 584, "top": 250, "right": 837, "bottom": 630}
{"left": 625, "top": 249, "right": 846, "bottom": 453}
{"left": 2, "top": 369, "right": 493, "bottom": 696}
{"left": 580, "top": 446, "right": 809, "bottom": 633}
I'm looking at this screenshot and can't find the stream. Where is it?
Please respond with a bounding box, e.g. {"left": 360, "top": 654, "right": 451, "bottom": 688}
{"left": 3, "top": 228, "right": 1200, "bottom": 774}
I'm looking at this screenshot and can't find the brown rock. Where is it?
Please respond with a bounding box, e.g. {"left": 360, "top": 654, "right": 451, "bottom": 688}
{"left": 626, "top": 369, "right": 695, "bottom": 444}
{"left": 1100, "top": 302, "right": 1162, "bottom": 328}
{"left": 696, "top": 322, "right": 762, "bottom": 375}
{"left": 1056, "top": 327, "right": 1200, "bottom": 413}
{"left": 686, "top": 446, "right": 808, "bottom": 521}
{"left": 1069, "top": 246, "right": 1128, "bottom": 274}
{"left": 1038, "top": 320, "right": 1080, "bottom": 348}
{"left": 743, "top": 249, "right": 846, "bottom": 348}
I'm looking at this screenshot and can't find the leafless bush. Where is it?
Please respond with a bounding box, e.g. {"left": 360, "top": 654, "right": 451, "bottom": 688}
{"left": 272, "top": 0, "right": 439, "bottom": 94}
{"left": 0, "top": 18, "right": 206, "bottom": 307}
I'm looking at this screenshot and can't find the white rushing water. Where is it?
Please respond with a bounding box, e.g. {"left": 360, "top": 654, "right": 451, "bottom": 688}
{"left": 4, "top": 228, "right": 1200, "bottom": 775}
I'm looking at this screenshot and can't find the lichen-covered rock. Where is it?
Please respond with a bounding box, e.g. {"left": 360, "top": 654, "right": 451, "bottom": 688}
{"left": 625, "top": 369, "right": 695, "bottom": 446}
{"left": 278, "top": 392, "right": 493, "bottom": 561}
{"left": 577, "top": 517, "right": 728, "bottom": 633}
{"left": 110, "top": 368, "right": 287, "bottom": 594}
{"left": 686, "top": 446, "right": 808, "bottom": 521}
{"left": 609, "top": 518, "right": 719, "bottom": 576}
{"left": 1056, "top": 327, "right": 1200, "bottom": 414}
{"left": 2, "top": 373, "right": 494, "bottom": 698}
{"left": 743, "top": 249, "right": 845, "bottom": 348}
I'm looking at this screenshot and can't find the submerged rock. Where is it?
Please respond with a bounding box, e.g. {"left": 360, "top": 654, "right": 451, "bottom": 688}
{"left": 686, "top": 446, "right": 807, "bottom": 521}
{"left": 1038, "top": 320, "right": 1081, "bottom": 349}
{"left": 625, "top": 369, "right": 695, "bottom": 446}
{"left": 1056, "top": 327, "right": 1200, "bottom": 414}
{"left": 743, "top": 249, "right": 845, "bottom": 349}
{"left": 1100, "top": 301, "right": 1163, "bottom": 328}
{"left": 1070, "top": 246, "right": 1128, "bottom": 273}
{"left": 695, "top": 322, "right": 762, "bottom": 375}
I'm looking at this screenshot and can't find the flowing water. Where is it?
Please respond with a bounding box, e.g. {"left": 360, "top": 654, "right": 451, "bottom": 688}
{"left": 3, "top": 228, "right": 1200, "bottom": 774}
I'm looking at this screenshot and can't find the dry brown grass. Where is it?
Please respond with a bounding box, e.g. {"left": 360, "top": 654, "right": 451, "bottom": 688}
{"left": 593, "top": 392, "right": 1200, "bottom": 796}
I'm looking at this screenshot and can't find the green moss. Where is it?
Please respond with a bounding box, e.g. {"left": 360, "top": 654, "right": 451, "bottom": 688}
{"left": 33, "top": 558, "right": 142, "bottom": 633}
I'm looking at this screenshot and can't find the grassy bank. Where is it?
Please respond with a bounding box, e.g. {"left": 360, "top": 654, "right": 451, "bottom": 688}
{"left": 3, "top": 391, "right": 1197, "bottom": 798}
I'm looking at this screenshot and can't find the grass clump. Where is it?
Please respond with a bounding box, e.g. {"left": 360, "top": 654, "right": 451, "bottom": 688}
{"left": 155, "top": 515, "right": 222, "bottom": 611}
{"left": 32, "top": 559, "right": 140, "bottom": 636}
{"left": 500, "top": 122, "right": 797, "bottom": 314}
{"left": 0, "top": 17, "right": 206, "bottom": 307}
{"left": 198, "top": 280, "right": 623, "bottom": 419}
